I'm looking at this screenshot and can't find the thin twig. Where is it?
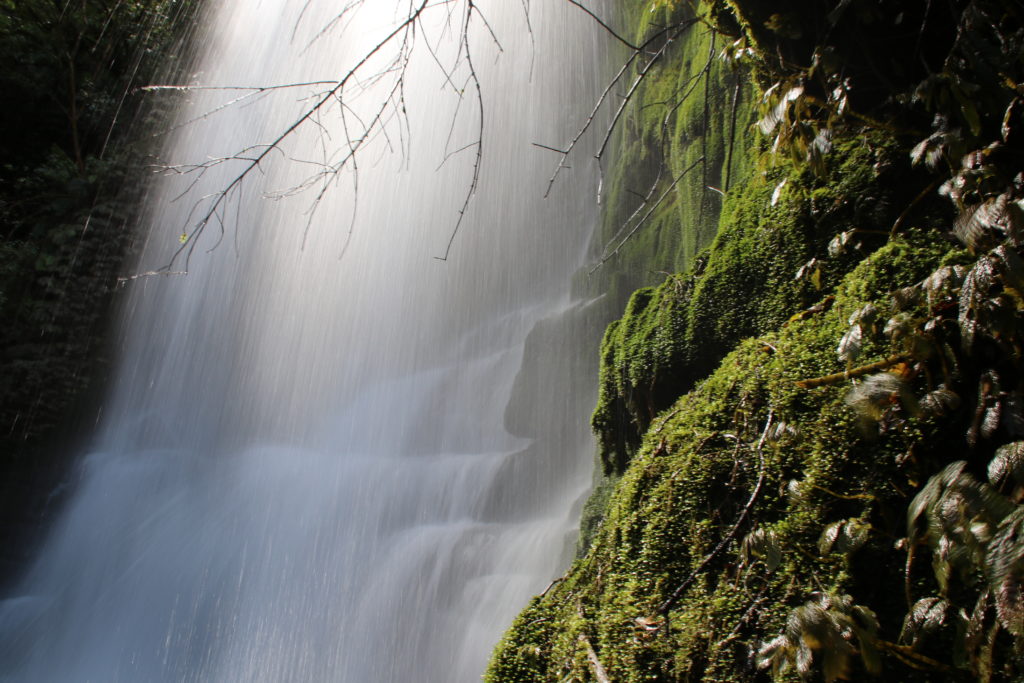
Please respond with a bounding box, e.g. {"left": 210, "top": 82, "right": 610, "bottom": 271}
{"left": 657, "top": 410, "right": 772, "bottom": 615}
{"left": 580, "top": 635, "right": 612, "bottom": 683}
{"left": 564, "top": 0, "right": 637, "bottom": 50}
{"left": 590, "top": 156, "right": 703, "bottom": 273}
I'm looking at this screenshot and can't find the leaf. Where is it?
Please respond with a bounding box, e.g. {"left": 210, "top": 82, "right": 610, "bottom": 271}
{"left": 900, "top": 597, "right": 950, "bottom": 647}
{"left": 883, "top": 313, "right": 914, "bottom": 341}
{"left": 985, "top": 508, "right": 1024, "bottom": 636}
{"left": 845, "top": 373, "right": 913, "bottom": 422}
{"left": 1002, "top": 97, "right": 1022, "bottom": 144}
{"left": 768, "top": 421, "right": 800, "bottom": 442}
{"left": 907, "top": 461, "right": 967, "bottom": 541}
{"left": 764, "top": 13, "right": 802, "bottom": 39}
{"left": 828, "top": 229, "right": 854, "bottom": 258}
{"left": 742, "top": 528, "right": 782, "bottom": 572}
{"left": 964, "top": 591, "right": 990, "bottom": 658}
{"left": 970, "top": 371, "right": 1004, "bottom": 447}
{"left": 1002, "top": 393, "right": 1024, "bottom": 437}
{"left": 919, "top": 387, "right": 961, "bottom": 418}
{"left": 956, "top": 195, "right": 1023, "bottom": 250}
{"left": 808, "top": 128, "right": 833, "bottom": 176}
{"left": 992, "top": 244, "right": 1024, "bottom": 298}
{"left": 758, "top": 85, "right": 805, "bottom": 135}
{"left": 909, "top": 461, "right": 1016, "bottom": 596}
{"left": 847, "top": 604, "right": 881, "bottom": 675}
{"left": 921, "top": 265, "right": 966, "bottom": 307}
{"left": 959, "top": 257, "right": 996, "bottom": 350}
{"left": 911, "top": 132, "right": 948, "bottom": 170}
{"left": 989, "top": 442, "right": 1024, "bottom": 490}
{"left": 891, "top": 285, "right": 921, "bottom": 311}
{"left": 836, "top": 325, "right": 863, "bottom": 363}
{"left": 955, "top": 204, "right": 992, "bottom": 250}
{"left": 771, "top": 178, "right": 788, "bottom": 206}
{"left": 818, "top": 518, "right": 870, "bottom": 556}
{"left": 755, "top": 634, "right": 791, "bottom": 675}
{"left": 819, "top": 520, "right": 842, "bottom": 556}
{"left": 827, "top": 0, "right": 853, "bottom": 26}
{"left": 795, "top": 257, "right": 823, "bottom": 290}
{"left": 981, "top": 399, "right": 1002, "bottom": 441}
{"left": 763, "top": 593, "right": 881, "bottom": 680}
{"left": 950, "top": 80, "right": 983, "bottom": 136}
{"left": 849, "top": 303, "right": 878, "bottom": 328}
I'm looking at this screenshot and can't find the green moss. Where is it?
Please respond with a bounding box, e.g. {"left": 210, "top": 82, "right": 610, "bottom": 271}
{"left": 583, "top": 0, "right": 760, "bottom": 303}
{"left": 488, "top": 232, "right": 956, "bottom": 682}
{"left": 591, "top": 131, "right": 921, "bottom": 477}
{"left": 491, "top": 0, "right": 1024, "bottom": 679}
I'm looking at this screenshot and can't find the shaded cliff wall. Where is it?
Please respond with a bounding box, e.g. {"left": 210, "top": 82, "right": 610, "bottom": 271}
{"left": 0, "top": 0, "right": 205, "bottom": 584}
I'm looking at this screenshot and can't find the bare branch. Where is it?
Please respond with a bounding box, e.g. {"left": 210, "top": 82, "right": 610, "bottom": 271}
{"left": 656, "top": 410, "right": 772, "bottom": 616}
{"left": 435, "top": 0, "right": 486, "bottom": 261}
{"left": 539, "top": 19, "right": 698, "bottom": 199}
{"left": 563, "top": 0, "right": 637, "bottom": 51}
{"left": 153, "top": 0, "right": 434, "bottom": 274}
{"left": 589, "top": 155, "right": 703, "bottom": 274}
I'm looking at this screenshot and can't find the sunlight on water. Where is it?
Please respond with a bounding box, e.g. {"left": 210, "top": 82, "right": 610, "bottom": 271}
{"left": 0, "top": 1, "right": 610, "bottom": 680}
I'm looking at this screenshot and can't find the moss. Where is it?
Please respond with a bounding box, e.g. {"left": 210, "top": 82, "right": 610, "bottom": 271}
{"left": 591, "top": 130, "right": 929, "bottom": 477}
{"left": 488, "top": 231, "right": 956, "bottom": 682}
{"left": 491, "top": 0, "right": 1024, "bottom": 679}
{"left": 582, "top": 0, "right": 760, "bottom": 304}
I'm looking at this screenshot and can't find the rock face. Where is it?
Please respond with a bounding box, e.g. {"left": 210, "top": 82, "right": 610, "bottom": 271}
{"left": 487, "top": 1, "right": 1024, "bottom": 680}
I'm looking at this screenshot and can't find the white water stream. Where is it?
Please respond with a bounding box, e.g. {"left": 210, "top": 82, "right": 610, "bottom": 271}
{"left": 0, "top": 1, "right": 609, "bottom": 681}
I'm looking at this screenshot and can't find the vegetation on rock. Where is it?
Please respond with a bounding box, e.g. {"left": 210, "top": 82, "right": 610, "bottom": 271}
{"left": 489, "top": 0, "right": 1024, "bottom": 680}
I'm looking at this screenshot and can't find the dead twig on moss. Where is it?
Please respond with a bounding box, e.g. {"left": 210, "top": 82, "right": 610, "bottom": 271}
{"left": 656, "top": 410, "right": 772, "bottom": 616}
{"left": 795, "top": 354, "right": 907, "bottom": 389}
{"left": 589, "top": 156, "right": 704, "bottom": 274}
{"left": 579, "top": 635, "right": 612, "bottom": 683}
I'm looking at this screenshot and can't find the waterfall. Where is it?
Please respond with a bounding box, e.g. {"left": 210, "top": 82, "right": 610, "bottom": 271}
{"left": 0, "top": 1, "right": 610, "bottom": 681}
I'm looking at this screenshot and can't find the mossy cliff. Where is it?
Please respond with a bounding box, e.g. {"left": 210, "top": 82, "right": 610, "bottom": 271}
{"left": 489, "top": 1, "right": 1024, "bottom": 681}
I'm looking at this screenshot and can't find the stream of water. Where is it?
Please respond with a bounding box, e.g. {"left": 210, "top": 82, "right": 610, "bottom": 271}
{"left": 0, "top": 1, "right": 609, "bottom": 681}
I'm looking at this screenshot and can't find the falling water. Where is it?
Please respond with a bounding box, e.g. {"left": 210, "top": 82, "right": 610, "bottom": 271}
{"left": 0, "top": 1, "right": 610, "bottom": 681}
